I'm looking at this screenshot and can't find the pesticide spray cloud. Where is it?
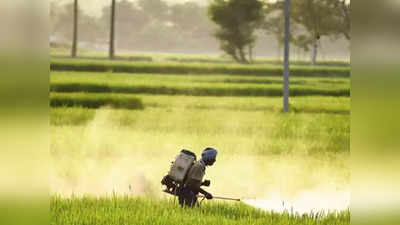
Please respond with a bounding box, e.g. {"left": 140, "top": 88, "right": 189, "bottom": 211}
{"left": 242, "top": 188, "right": 349, "bottom": 215}
{"left": 50, "top": 109, "right": 160, "bottom": 196}
{"left": 211, "top": 153, "right": 349, "bottom": 214}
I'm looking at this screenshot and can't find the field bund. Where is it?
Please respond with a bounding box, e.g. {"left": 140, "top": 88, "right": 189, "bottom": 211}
{"left": 51, "top": 58, "right": 350, "bottom": 77}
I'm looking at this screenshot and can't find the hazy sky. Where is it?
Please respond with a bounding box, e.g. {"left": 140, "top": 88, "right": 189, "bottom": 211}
{"left": 51, "top": 0, "right": 209, "bottom": 17}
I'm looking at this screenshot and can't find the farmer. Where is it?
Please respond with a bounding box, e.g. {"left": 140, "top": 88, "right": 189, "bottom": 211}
{"left": 178, "top": 147, "right": 217, "bottom": 207}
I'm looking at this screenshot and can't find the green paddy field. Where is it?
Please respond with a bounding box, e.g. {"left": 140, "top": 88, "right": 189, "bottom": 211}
{"left": 50, "top": 56, "right": 350, "bottom": 225}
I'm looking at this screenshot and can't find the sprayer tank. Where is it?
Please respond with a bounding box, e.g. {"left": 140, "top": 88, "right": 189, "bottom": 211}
{"left": 168, "top": 149, "right": 196, "bottom": 183}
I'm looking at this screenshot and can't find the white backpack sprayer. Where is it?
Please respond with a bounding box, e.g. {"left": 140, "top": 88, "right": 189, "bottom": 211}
{"left": 161, "top": 149, "right": 240, "bottom": 203}
{"left": 161, "top": 149, "right": 196, "bottom": 196}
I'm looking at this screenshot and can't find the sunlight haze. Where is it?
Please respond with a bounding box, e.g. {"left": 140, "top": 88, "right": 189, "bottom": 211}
{"left": 51, "top": 0, "right": 209, "bottom": 17}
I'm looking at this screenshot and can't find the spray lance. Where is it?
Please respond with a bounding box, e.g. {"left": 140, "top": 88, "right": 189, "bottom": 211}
{"left": 196, "top": 194, "right": 241, "bottom": 203}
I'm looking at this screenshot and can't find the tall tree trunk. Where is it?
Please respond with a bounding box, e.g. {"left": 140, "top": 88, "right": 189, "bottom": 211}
{"left": 231, "top": 51, "right": 240, "bottom": 63}
{"left": 238, "top": 48, "right": 249, "bottom": 64}
{"left": 310, "top": 37, "right": 318, "bottom": 65}
{"left": 71, "top": 0, "right": 78, "bottom": 58}
{"left": 248, "top": 45, "right": 253, "bottom": 64}
{"left": 109, "top": 0, "right": 116, "bottom": 59}
{"left": 277, "top": 41, "right": 282, "bottom": 61}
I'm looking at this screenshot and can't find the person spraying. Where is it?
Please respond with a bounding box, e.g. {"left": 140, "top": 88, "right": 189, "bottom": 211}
{"left": 161, "top": 147, "right": 218, "bottom": 207}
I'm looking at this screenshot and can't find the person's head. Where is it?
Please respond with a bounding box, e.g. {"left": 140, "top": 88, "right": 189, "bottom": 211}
{"left": 201, "top": 147, "right": 218, "bottom": 166}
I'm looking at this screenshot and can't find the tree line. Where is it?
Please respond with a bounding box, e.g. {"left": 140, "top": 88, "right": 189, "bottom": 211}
{"left": 209, "top": 0, "right": 350, "bottom": 64}
{"left": 51, "top": 0, "right": 216, "bottom": 56}
{"left": 50, "top": 0, "right": 350, "bottom": 64}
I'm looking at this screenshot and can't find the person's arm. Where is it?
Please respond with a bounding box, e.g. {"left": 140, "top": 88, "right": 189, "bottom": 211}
{"left": 185, "top": 162, "right": 212, "bottom": 198}
{"left": 199, "top": 188, "right": 213, "bottom": 199}
{"left": 185, "top": 178, "right": 202, "bottom": 193}
{"left": 201, "top": 180, "right": 210, "bottom": 187}
{"left": 186, "top": 178, "right": 213, "bottom": 200}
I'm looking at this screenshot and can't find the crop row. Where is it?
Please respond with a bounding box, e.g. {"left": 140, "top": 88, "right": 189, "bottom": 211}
{"left": 50, "top": 94, "right": 350, "bottom": 121}
{"left": 51, "top": 71, "right": 349, "bottom": 86}
{"left": 166, "top": 56, "right": 350, "bottom": 67}
{"left": 50, "top": 58, "right": 350, "bottom": 77}
{"left": 51, "top": 72, "right": 349, "bottom": 97}
{"left": 50, "top": 93, "right": 143, "bottom": 109}
{"left": 51, "top": 82, "right": 349, "bottom": 97}
{"left": 51, "top": 49, "right": 349, "bottom": 67}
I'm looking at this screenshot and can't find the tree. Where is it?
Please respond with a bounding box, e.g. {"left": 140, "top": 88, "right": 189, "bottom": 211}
{"left": 71, "top": 0, "right": 78, "bottom": 57}
{"left": 262, "top": 2, "right": 300, "bottom": 59}
{"left": 100, "top": 0, "right": 150, "bottom": 50}
{"left": 291, "top": 0, "right": 338, "bottom": 65}
{"left": 109, "top": 0, "right": 116, "bottom": 59}
{"left": 169, "top": 2, "right": 211, "bottom": 34}
{"left": 208, "top": 0, "right": 265, "bottom": 64}
{"left": 52, "top": 2, "right": 103, "bottom": 49}
{"left": 50, "top": 2, "right": 60, "bottom": 35}
{"left": 332, "top": 0, "right": 350, "bottom": 40}
{"left": 168, "top": 2, "right": 215, "bottom": 51}
{"left": 137, "top": 0, "right": 169, "bottom": 20}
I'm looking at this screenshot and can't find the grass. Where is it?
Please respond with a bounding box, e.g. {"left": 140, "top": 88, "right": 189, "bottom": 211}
{"left": 51, "top": 72, "right": 350, "bottom": 97}
{"left": 50, "top": 58, "right": 350, "bottom": 77}
{"left": 51, "top": 196, "right": 350, "bottom": 225}
{"left": 50, "top": 93, "right": 144, "bottom": 110}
